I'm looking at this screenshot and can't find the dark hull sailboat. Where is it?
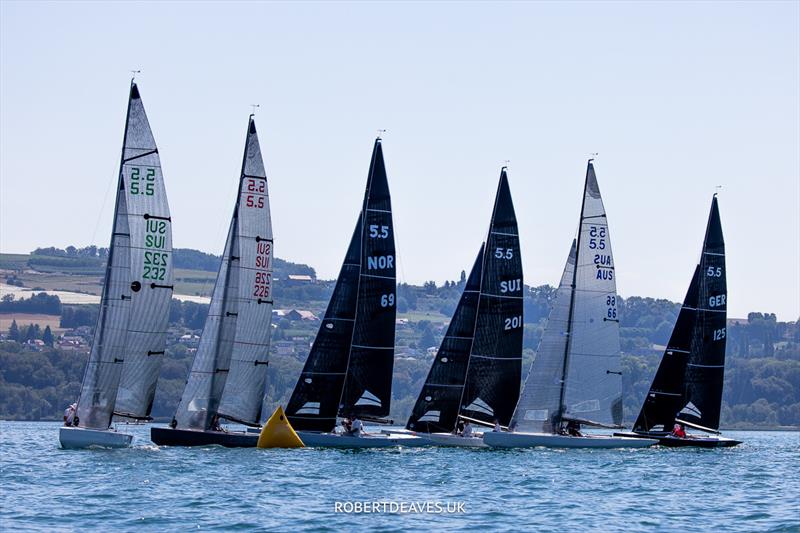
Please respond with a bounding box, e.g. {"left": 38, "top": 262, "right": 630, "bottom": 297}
{"left": 406, "top": 168, "right": 523, "bottom": 447}
{"left": 151, "top": 116, "right": 274, "bottom": 448}
{"left": 61, "top": 81, "right": 173, "bottom": 449}
{"left": 618, "top": 195, "right": 740, "bottom": 448}
{"left": 285, "top": 138, "right": 423, "bottom": 448}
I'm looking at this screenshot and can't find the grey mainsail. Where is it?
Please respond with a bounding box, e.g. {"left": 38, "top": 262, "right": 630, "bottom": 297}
{"left": 562, "top": 161, "right": 623, "bottom": 427}
{"left": 76, "top": 81, "right": 173, "bottom": 428}
{"left": 173, "top": 116, "right": 273, "bottom": 430}
{"left": 511, "top": 240, "right": 576, "bottom": 433}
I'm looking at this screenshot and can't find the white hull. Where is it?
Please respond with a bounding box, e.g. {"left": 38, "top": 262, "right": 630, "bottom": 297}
{"left": 419, "top": 432, "right": 488, "bottom": 448}
{"left": 59, "top": 426, "right": 133, "bottom": 449}
{"left": 483, "top": 431, "right": 657, "bottom": 449}
{"left": 297, "top": 431, "right": 430, "bottom": 448}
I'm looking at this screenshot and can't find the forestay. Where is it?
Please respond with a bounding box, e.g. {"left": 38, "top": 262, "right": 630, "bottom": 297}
{"left": 77, "top": 82, "right": 173, "bottom": 428}
{"left": 173, "top": 117, "right": 273, "bottom": 430}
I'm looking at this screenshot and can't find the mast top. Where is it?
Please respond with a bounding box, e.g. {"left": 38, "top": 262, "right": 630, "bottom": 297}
{"left": 250, "top": 104, "right": 260, "bottom": 118}
{"left": 376, "top": 129, "right": 386, "bottom": 141}
{"left": 130, "top": 70, "right": 141, "bottom": 83}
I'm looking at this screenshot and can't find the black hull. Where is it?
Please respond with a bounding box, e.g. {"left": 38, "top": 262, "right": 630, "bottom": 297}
{"left": 614, "top": 432, "right": 741, "bottom": 448}
{"left": 150, "top": 426, "right": 258, "bottom": 448}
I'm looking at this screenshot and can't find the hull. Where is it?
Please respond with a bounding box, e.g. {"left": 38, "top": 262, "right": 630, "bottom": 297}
{"left": 59, "top": 426, "right": 133, "bottom": 449}
{"left": 483, "top": 431, "right": 657, "bottom": 449}
{"left": 420, "top": 432, "right": 487, "bottom": 448}
{"left": 297, "top": 431, "right": 430, "bottom": 448}
{"left": 150, "top": 426, "right": 258, "bottom": 448}
{"left": 614, "top": 432, "right": 742, "bottom": 448}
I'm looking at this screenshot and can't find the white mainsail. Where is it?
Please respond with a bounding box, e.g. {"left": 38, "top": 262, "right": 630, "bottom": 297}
{"left": 563, "top": 161, "right": 623, "bottom": 427}
{"left": 173, "top": 116, "right": 273, "bottom": 429}
{"left": 76, "top": 81, "right": 173, "bottom": 428}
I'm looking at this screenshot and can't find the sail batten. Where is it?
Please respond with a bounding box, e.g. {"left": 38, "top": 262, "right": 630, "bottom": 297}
{"left": 76, "top": 82, "right": 172, "bottom": 429}
{"left": 173, "top": 116, "right": 273, "bottom": 430}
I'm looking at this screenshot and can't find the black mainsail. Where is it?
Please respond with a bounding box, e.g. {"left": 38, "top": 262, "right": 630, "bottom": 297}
{"left": 286, "top": 138, "right": 395, "bottom": 431}
{"left": 76, "top": 81, "right": 173, "bottom": 429}
{"left": 172, "top": 116, "right": 274, "bottom": 431}
{"left": 406, "top": 244, "right": 485, "bottom": 433}
{"left": 459, "top": 168, "right": 524, "bottom": 427}
{"left": 634, "top": 196, "right": 727, "bottom": 432}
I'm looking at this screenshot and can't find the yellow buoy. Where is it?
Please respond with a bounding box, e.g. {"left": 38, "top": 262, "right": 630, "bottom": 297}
{"left": 257, "top": 406, "right": 304, "bottom": 448}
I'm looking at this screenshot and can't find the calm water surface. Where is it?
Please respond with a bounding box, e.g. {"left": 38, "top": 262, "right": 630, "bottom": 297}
{"left": 1, "top": 422, "right": 798, "bottom": 532}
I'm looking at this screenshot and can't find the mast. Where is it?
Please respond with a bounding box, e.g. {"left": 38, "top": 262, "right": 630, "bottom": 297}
{"left": 555, "top": 161, "right": 591, "bottom": 428}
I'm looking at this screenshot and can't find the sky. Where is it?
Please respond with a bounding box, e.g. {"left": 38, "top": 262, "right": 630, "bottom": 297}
{"left": 1, "top": 1, "right": 798, "bottom": 320}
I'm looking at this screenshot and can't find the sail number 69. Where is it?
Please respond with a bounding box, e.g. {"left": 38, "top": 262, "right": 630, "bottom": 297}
{"left": 380, "top": 294, "right": 395, "bottom": 307}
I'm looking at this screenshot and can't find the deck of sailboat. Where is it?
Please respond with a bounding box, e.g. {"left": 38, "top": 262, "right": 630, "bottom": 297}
{"left": 150, "top": 426, "right": 258, "bottom": 448}
{"left": 483, "top": 431, "right": 657, "bottom": 449}
{"left": 417, "top": 432, "right": 488, "bottom": 448}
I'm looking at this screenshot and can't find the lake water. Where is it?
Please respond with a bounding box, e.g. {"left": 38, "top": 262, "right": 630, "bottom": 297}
{"left": 1, "top": 422, "right": 798, "bottom": 532}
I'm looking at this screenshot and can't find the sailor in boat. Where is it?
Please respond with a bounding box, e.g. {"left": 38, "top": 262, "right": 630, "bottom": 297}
{"left": 351, "top": 416, "right": 364, "bottom": 437}
{"left": 63, "top": 403, "right": 77, "bottom": 427}
{"left": 462, "top": 421, "right": 474, "bottom": 438}
{"left": 210, "top": 414, "right": 224, "bottom": 432}
{"left": 454, "top": 419, "right": 465, "bottom": 435}
{"left": 671, "top": 422, "right": 687, "bottom": 439}
{"left": 492, "top": 419, "right": 501, "bottom": 432}
{"left": 508, "top": 420, "right": 518, "bottom": 433}
{"left": 566, "top": 420, "right": 583, "bottom": 437}
{"left": 341, "top": 417, "right": 352, "bottom": 435}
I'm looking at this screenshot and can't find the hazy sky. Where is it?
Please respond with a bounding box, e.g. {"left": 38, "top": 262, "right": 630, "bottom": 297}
{"left": 1, "top": 1, "right": 798, "bottom": 320}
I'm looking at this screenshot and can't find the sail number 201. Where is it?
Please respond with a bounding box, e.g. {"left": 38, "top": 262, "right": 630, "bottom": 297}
{"left": 504, "top": 316, "right": 522, "bottom": 330}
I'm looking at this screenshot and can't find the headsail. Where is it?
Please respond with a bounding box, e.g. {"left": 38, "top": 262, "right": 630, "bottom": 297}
{"left": 406, "top": 245, "right": 484, "bottom": 433}
{"left": 510, "top": 240, "right": 576, "bottom": 433}
{"left": 459, "top": 168, "right": 524, "bottom": 427}
{"left": 634, "top": 196, "right": 727, "bottom": 432}
{"left": 173, "top": 116, "right": 273, "bottom": 430}
{"left": 339, "top": 139, "right": 396, "bottom": 420}
{"left": 77, "top": 81, "right": 173, "bottom": 428}
{"left": 562, "top": 160, "right": 623, "bottom": 428}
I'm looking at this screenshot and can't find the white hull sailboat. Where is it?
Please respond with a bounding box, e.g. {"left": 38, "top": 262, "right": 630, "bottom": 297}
{"left": 59, "top": 426, "right": 134, "bottom": 449}
{"left": 420, "top": 432, "right": 488, "bottom": 448}
{"left": 297, "top": 431, "right": 429, "bottom": 448}
{"left": 61, "top": 80, "right": 173, "bottom": 450}
{"left": 483, "top": 431, "right": 656, "bottom": 449}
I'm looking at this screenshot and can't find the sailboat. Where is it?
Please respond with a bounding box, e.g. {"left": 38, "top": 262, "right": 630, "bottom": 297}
{"left": 150, "top": 115, "right": 273, "bottom": 447}
{"left": 484, "top": 160, "right": 656, "bottom": 449}
{"left": 406, "top": 169, "right": 523, "bottom": 447}
{"left": 60, "top": 81, "right": 173, "bottom": 449}
{"left": 284, "top": 138, "right": 424, "bottom": 448}
{"left": 615, "top": 196, "right": 740, "bottom": 447}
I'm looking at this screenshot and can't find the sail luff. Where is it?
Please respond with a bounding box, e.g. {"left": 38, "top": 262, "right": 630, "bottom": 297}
{"left": 75, "top": 81, "right": 138, "bottom": 429}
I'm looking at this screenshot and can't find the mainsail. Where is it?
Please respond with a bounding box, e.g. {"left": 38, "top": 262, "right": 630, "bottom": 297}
{"left": 507, "top": 160, "right": 621, "bottom": 432}
{"left": 634, "top": 196, "right": 727, "bottom": 432}
{"left": 511, "top": 241, "right": 576, "bottom": 433}
{"left": 562, "top": 160, "right": 623, "bottom": 427}
{"left": 173, "top": 116, "right": 274, "bottom": 430}
{"left": 76, "top": 81, "right": 173, "bottom": 429}
{"left": 286, "top": 138, "right": 395, "bottom": 431}
{"left": 459, "top": 168, "right": 524, "bottom": 427}
{"left": 406, "top": 245, "right": 484, "bottom": 433}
